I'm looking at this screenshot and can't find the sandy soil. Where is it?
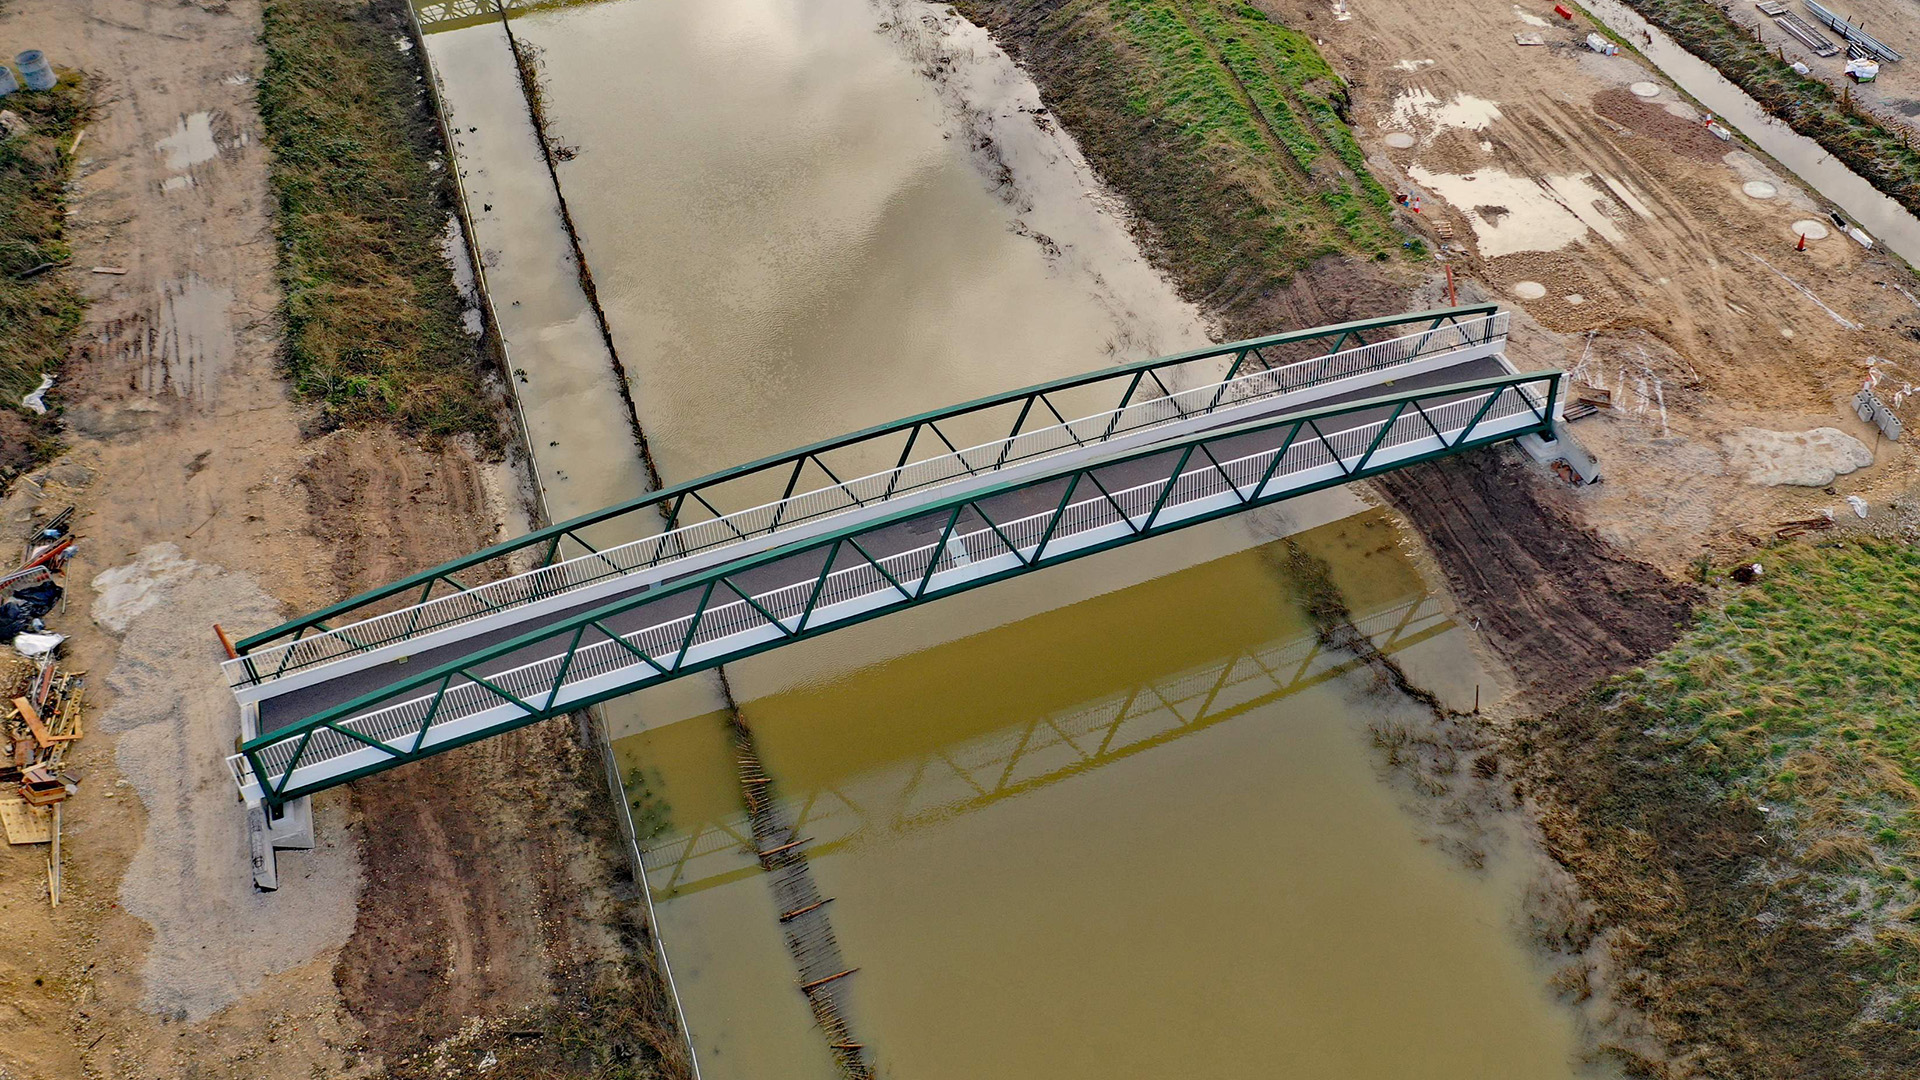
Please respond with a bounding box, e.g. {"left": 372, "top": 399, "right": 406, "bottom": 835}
{"left": 0, "top": 2, "right": 668, "bottom": 1078}
{"left": 1254, "top": 0, "right": 1920, "bottom": 574}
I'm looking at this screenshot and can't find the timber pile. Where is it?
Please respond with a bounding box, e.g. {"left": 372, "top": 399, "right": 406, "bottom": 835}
{"left": 0, "top": 507, "right": 83, "bottom": 906}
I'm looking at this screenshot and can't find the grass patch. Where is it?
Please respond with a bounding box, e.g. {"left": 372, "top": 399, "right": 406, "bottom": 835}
{"left": 258, "top": 0, "right": 495, "bottom": 440}
{"left": 1635, "top": 542, "right": 1920, "bottom": 921}
{"left": 1620, "top": 0, "right": 1920, "bottom": 218}
{"left": 956, "top": 0, "right": 1409, "bottom": 335}
{"left": 1520, "top": 538, "right": 1920, "bottom": 1075}
{"left": 0, "top": 72, "right": 93, "bottom": 481}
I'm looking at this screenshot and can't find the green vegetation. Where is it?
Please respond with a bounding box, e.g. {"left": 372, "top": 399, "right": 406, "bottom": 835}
{"left": 1620, "top": 0, "right": 1920, "bottom": 218}
{"left": 257, "top": 0, "right": 495, "bottom": 439}
{"left": 1527, "top": 539, "right": 1920, "bottom": 1075}
{"left": 1113, "top": 0, "right": 1397, "bottom": 255}
{"left": 957, "top": 0, "right": 1409, "bottom": 336}
{"left": 1635, "top": 542, "right": 1920, "bottom": 924}
{"left": 0, "top": 72, "right": 92, "bottom": 477}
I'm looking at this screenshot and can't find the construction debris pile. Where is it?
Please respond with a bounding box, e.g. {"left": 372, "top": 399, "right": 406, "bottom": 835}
{"left": 0, "top": 507, "right": 81, "bottom": 906}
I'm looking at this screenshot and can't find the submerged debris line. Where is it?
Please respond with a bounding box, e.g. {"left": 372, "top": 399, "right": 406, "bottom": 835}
{"left": 719, "top": 673, "right": 871, "bottom": 1078}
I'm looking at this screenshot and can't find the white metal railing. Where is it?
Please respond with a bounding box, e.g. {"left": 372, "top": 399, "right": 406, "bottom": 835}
{"left": 232, "top": 378, "right": 1541, "bottom": 792}
{"left": 228, "top": 313, "right": 1508, "bottom": 689}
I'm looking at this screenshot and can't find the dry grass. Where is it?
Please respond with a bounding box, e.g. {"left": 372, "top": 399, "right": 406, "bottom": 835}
{"left": 258, "top": 0, "right": 498, "bottom": 440}
{"left": 0, "top": 71, "right": 93, "bottom": 481}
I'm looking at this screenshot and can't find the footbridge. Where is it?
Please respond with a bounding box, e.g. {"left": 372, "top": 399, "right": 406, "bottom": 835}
{"left": 224, "top": 305, "right": 1566, "bottom": 804}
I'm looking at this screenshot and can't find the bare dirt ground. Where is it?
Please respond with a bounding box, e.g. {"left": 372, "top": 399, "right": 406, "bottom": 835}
{"left": 1255, "top": 0, "right": 1920, "bottom": 576}
{"left": 0, "top": 3, "right": 671, "bottom": 1078}
{"left": 1375, "top": 448, "right": 1699, "bottom": 696}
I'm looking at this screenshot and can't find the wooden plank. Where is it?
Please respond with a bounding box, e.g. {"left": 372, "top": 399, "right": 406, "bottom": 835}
{"left": 0, "top": 796, "right": 51, "bottom": 844}
{"left": 47, "top": 803, "right": 61, "bottom": 907}
{"left": 798, "top": 968, "right": 858, "bottom": 993}
{"left": 779, "top": 896, "right": 834, "bottom": 922}
{"left": 46, "top": 686, "right": 82, "bottom": 742}
{"left": 13, "top": 697, "right": 50, "bottom": 748}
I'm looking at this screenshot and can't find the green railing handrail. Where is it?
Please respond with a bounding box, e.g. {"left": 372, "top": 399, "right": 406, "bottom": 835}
{"left": 237, "top": 368, "right": 1556, "bottom": 802}
{"left": 235, "top": 304, "right": 1501, "bottom": 655}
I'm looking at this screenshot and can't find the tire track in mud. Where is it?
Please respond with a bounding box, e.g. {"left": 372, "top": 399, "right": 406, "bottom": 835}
{"left": 1163, "top": 0, "right": 1317, "bottom": 189}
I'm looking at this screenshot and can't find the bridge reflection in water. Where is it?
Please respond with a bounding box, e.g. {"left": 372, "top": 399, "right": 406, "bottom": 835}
{"left": 623, "top": 518, "right": 1456, "bottom": 901}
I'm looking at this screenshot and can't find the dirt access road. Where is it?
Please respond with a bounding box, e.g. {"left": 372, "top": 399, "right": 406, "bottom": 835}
{"left": 1256, "top": 0, "right": 1920, "bottom": 574}
{"left": 0, "top": 2, "right": 673, "bottom": 1078}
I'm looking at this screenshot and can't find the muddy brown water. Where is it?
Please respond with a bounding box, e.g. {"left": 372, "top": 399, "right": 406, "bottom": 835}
{"left": 417, "top": 0, "right": 1616, "bottom": 1074}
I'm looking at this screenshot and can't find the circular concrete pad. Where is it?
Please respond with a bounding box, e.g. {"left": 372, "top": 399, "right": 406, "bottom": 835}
{"left": 1384, "top": 132, "right": 1416, "bottom": 149}
{"left": 1630, "top": 81, "right": 1661, "bottom": 98}
{"left": 1511, "top": 281, "right": 1547, "bottom": 300}
{"left": 1791, "top": 219, "right": 1831, "bottom": 240}
{"left": 1743, "top": 181, "right": 1778, "bottom": 200}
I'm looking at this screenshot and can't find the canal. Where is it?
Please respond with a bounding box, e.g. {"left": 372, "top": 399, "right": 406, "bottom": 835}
{"left": 415, "top": 0, "right": 1619, "bottom": 1075}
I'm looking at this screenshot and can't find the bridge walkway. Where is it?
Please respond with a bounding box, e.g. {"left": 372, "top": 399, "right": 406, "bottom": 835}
{"left": 228, "top": 306, "right": 1511, "bottom": 708}
{"left": 252, "top": 350, "right": 1507, "bottom": 735}
{"left": 230, "top": 357, "right": 1563, "bottom": 803}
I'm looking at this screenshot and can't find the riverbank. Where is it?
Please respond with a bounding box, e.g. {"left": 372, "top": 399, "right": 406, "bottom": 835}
{"left": 953, "top": 0, "right": 1422, "bottom": 338}
{"left": 258, "top": 0, "right": 498, "bottom": 438}
{"left": 0, "top": 1, "right": 683, "bottom": 1077}
{"left": 1513, "top": 531, "right": 1920, "bottom": 1078}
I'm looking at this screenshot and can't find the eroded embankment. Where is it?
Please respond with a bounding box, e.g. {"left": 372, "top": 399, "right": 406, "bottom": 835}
{"left": 1373, "top": 451, "right": 1698, "bottom": 698}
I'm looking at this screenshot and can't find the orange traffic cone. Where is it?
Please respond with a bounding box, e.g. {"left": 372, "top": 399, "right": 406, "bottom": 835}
{"left": 1797, "top": 233, "right": 1807, "bottom": 251}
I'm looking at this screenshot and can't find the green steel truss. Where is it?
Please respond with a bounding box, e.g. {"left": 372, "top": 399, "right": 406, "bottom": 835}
{"left": 411, "top": 0, "right": 627, "bottom": 34}
{"left": 233, "top": 304, "right": 1501, "bottom": 673}
{"left": 231, "top": 368, "right": 1559, "bottom": 804}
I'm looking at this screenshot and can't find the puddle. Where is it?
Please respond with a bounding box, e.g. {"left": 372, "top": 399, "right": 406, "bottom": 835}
{"left": 131, "top": 274, "right": 236, "bottom": 406}
{"left": 1387, "top": 87, "right": 1503, "bottom": 139}
{"left": 155, "top": 111, "right": 219, "bottom": 170}
{"left": 1408, "top": 165, "right": 1625, "bottom": 256}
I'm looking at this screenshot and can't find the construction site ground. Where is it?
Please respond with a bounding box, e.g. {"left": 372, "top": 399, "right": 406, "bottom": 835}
{"left": 4, "top": 0, "right": 1920, "bottom": 1076}
{"left": 1253, "top": 0, "right": 1920, "bottom": 574}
